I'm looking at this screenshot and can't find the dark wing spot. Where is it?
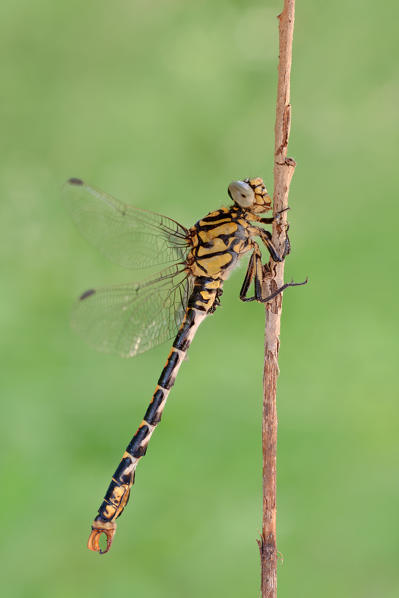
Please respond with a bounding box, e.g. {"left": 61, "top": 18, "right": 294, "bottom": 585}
{"left": 80, "top": 289, "right": 96, "bottom": 301}
{"left": 68, "top": 177, "right": 84, "bottom": 186}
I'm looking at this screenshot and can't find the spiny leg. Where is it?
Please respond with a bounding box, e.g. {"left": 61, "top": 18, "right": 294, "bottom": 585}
{"left": 282, "top": 227, "right": 291, "bottom": 259}
{"left": 239, "top": 251, "right": 256, "bottom": 301}
{"left": 257, "top": 208, "right": 291, "bottom": 259}
{"left": 257, "top": 278, "right": 308, "bottom": 303}
{"left": 258, "top": 207, "right": 290, "bottom": 225}
{"left": 240, "top": 245, "right": 265, "bottom": 302}
{"left": 255, "top": 228, "right": 283, "bottom": 263}
{"left": 240, "top": 245, "right": 307, "bottom": 303}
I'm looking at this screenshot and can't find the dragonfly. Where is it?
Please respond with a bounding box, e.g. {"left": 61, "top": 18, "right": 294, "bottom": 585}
{"left": 63, "top": 176, "right": 305, "bottom": 554}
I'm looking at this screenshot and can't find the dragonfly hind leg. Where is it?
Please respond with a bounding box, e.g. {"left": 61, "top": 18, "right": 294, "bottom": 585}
{"left": 240, "top": 245, "right": 263, "bottom": 302}
{"left": 240, "top": 244, "right": 307, "bottom": 303}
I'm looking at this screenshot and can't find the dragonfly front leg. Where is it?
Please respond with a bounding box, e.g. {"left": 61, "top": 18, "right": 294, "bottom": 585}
{"left": 258, "top": 206, "right": 290, "bottom": 225}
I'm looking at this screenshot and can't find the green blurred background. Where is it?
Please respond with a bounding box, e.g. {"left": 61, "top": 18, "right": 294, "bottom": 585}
{"left": 1, "top": 0, "right": 398, "bottom": 596}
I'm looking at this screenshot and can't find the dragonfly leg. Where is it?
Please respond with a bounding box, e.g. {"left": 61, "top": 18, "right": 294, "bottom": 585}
{"left": 253, "top": 228, "right": 283, "bottom": 263}
{"left": 282, "top": 230, "right": 291, "bottom": 259}
{"left": 257, "top": 278, "right": 308, "bottom": 303}
{"left": 240, "top": 244, "right": 307, "bottom": 303}
{"left": 258, "top": 206, "right": 290, "bottom": 225}
{"left": 255, "top": 207, "right": 291, "bottom": 259}
{"left": 240, "top": 245, "right": 264, "bottom": 302}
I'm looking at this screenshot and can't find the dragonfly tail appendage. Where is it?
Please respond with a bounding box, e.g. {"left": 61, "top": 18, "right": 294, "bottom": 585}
{"left": 88, "top": 520, "right": 117, "bottom": 554}
{"left": 87, "top": 305, "right": 208, "bottom": 554}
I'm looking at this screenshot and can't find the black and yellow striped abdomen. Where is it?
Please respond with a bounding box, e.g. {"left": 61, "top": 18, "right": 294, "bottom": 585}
{"left": 87, "top": 303, "right": 208, "bottom": 553}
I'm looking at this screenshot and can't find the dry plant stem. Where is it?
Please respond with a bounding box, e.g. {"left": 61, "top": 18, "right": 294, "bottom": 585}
{"left": 258, "top": 1, "right": 296, "bottom": 597}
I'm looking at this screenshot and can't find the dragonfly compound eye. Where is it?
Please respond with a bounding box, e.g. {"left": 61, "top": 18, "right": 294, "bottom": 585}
{"left": 227, "top": 180, "right": 255, "bottom": 208}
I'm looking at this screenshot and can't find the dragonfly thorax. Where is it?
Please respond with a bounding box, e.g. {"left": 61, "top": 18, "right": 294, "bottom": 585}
{"left": 189, "top": 206, "right": 253, "bottom": 281}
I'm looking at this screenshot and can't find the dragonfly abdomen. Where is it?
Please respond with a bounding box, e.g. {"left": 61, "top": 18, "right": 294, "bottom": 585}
{"left": 87, "top": 285, "right": 217, "bottom": 553}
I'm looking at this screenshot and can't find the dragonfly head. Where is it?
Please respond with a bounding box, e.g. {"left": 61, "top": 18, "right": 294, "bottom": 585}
{"left": 228, "top": 177, "right": 272, "bottom": 213}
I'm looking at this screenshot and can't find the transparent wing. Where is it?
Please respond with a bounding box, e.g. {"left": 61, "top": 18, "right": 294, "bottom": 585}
{"left": 63, "top": 178, "right": 190, "bottom": 269}
{"left": 72, "top": 265, "right": 194, "bottom": 358}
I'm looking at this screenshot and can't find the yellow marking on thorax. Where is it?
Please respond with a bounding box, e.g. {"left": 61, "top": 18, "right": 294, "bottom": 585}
{"left": 232, "top": 239, "right": 246, "bottom": 254}
{"left": 198, "top": 222, "right": 238, "bottom": 245}
{"left": 210, "top": 222, "right": 238, "bottom": 238}
{"left": 194, "top": 253, "right": 233, "bottom": 276}
{"left": 190, "top": 232, "right": 200, "bottom": 248}
{"left": 198, "top": 216, "right": 231, "bottom": 228}
{"left": 197, "top": 237, "right": 229, "bottom": 256}
{"left": 237, "top": 216, "right": 250, "bottom": 227}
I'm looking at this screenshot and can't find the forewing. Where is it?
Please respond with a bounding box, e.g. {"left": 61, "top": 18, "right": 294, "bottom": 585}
{"left": 63, "top": 178, "right": 190, "bottom": 269}
{"left": 72, "top": 265, "right": 194, "bottom": 357}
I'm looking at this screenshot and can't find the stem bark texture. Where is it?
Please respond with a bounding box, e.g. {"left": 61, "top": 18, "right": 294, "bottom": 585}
{"left": 259, "top": 2, "right": 296, "bottom": 596}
